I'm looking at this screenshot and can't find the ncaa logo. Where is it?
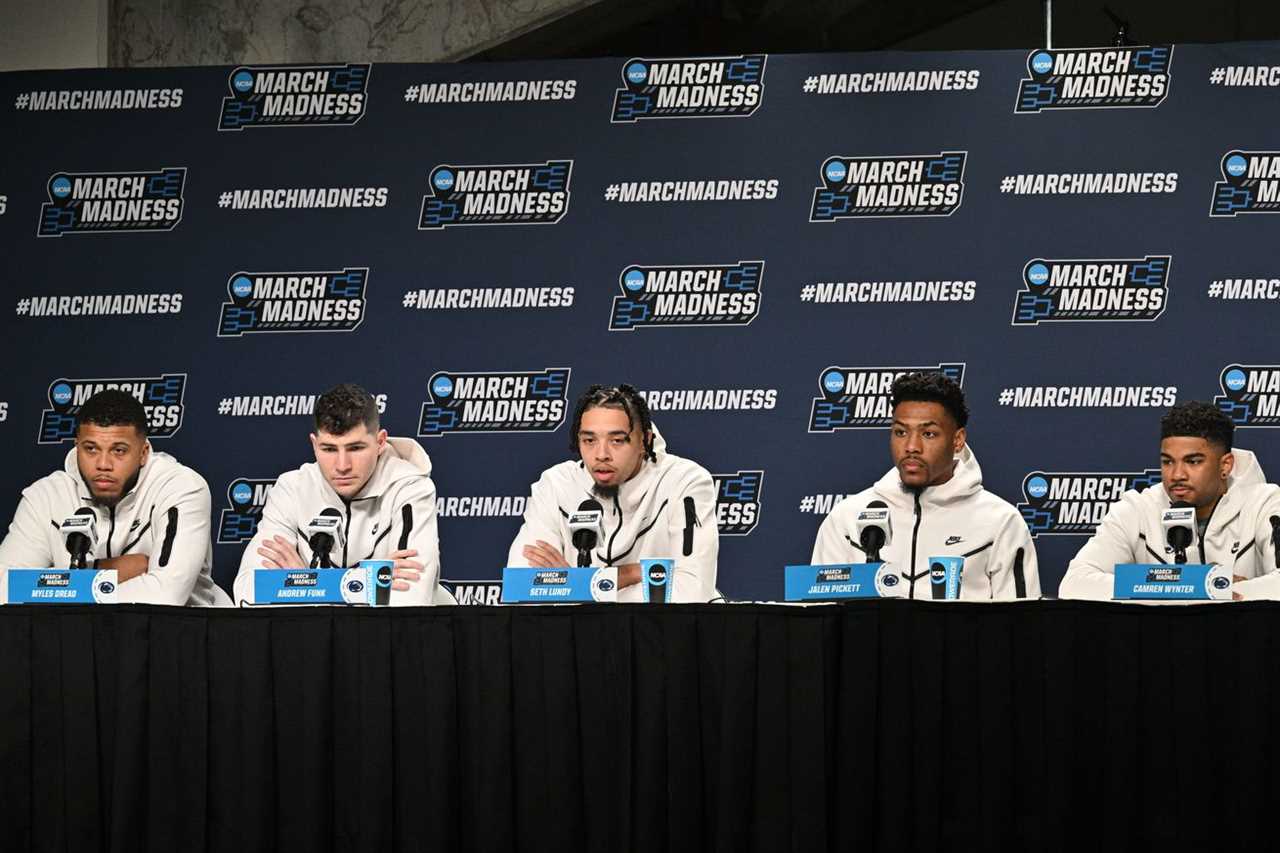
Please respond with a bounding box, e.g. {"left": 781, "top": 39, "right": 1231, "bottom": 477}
{"left": 823, "top": 160, "right": 847, "bottom": 183}
{"left": 822, "top": 371, "right": 845, "bottom": 394}
{"left": 232, "top": 482, "right": 253, "bottom": 505}
{"left": 52, "top": 383, "right": 73, "bottom": 405}
{"left": 1226, "top": 155, "right": 1248, "bottom": 178}
{"left": 1026, "top": 476, "right": 1049, "bottom": 499}
{"left": 232, "top": 70, "right": 254, "bottom": 92}
{"left": 1030, "top": 52, "right": 1053, "bottom": 74}
{"left": 930, "top": 563, "right": 947, "bottom": 583}
{"left": 1026, "top": 263, "right": 1050, "bottom": 286}
{"left": 231, "top": 276, "right": 253, "bottom": 299}
{"left": 432, "top": 168, "right": 455, "bottom": 192}
{"left": 431, "top": 375, "right": 454, "bottom": 398}
{"left": 50, "top": 176, "right": 72, "bottom": 199}
{"left": 626, "top": 62, "right": 648, "bottom": 85}
{"left": 623, "top": 269, "right": 645, "bottom": 292}
{"left": 1225, "top": 369, "right": 1247, "bottom": 392}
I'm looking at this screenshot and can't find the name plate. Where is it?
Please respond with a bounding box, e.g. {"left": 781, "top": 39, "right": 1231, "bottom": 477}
{"left": 1113, "top": 563, "right": 1232, "bottom": 600}
{"left": 501, "top": 567, "right": 618, "bottom": 603}
{"left": 7, "top": 569, "right": 119, "bottom": 604}
{"left": 254, "top": 562, "right": 392, "bottom": 605}
{"left": 784, "top": 563, "right": 887, "bottom": 601}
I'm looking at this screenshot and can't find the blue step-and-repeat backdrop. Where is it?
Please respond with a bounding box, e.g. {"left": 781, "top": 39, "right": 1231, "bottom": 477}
{"left": 2, "top": 42, "right": 1279, "bottom": 601}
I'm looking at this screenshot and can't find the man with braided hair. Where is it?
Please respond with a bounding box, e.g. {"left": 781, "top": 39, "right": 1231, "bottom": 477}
{"left": 507, "top": 384, "right": 719, "bottom": 602}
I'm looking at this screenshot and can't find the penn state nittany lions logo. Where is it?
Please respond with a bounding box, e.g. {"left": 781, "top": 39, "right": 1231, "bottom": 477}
{"left": 809, "top": 363, "right": 964, "bottom": 432}
{"left": 419, "top": 162, "right": 572, "bottom": 229}
{"left": 610, "top": 261, "right": 763, "bottom": 331}
{"left": 217, "top": 268, "right": 367, "bottom": 336}
{"left": 1210, "top": 151, "right": 1280, "bottom": 217}
{"left": 418, "top": 369, "right": 570, "bottom": 437}
{"left": 611, "top": 55, "right": 765, "bottom": 122}
{"left": 1011, "top": 256, "right": 1170, "bottom": 325}
{"left": 1214, "top": 364, "right": 1280, "bottom": 427}
{"left": 714, "top": 470, "right": 763, "bottom": 536}
{"left": 39, "top": 374, "right": 186, "bottom": 444}
{"left": 217, "top": 478, "right": 276, "bottom": 544}
{"left": 811, "top": 152, "right": 965, "bottom": 221}
{"left": 1018, "top": 469, "right": 1161, "bottom": 536}
{"left": 219, "top": 64, "right": 369, "bottom": 130}
{"left": 1015, "top": 46, "right": 1171, "bottom": 112}
{"left": 39, "top": 168, "right": 185, "bottom": 237}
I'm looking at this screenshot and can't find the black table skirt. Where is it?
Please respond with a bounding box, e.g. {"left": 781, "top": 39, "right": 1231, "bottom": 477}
{"left": 0, "top": 600, "right": 1274, "bottom": 853}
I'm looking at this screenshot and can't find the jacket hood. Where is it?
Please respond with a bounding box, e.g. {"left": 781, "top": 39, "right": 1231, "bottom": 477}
{"left": 871, "top": 444, "right": 984, "bottom": 510}
{"left": 353, "top": 436, "right": 432, "bottom": 500}
{"left": 1229, "top": 447, "right": 1265, "bottom": 489}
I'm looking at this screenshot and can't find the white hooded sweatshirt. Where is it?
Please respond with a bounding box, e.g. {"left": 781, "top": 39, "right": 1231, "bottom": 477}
{"left": 233, "top": 437, "right": 443, "bottom": 606}
{"left": 506, "top": 428, "right": 719, "bottom": 603}
{"left": 1060, "top": 448, "right": 1280, "bottom": 601}
{"left": 0, "top": 448, "right": 227, "bottom": 606}
{"left": 811, "top": 446, "right": 1040, "bottom": 601}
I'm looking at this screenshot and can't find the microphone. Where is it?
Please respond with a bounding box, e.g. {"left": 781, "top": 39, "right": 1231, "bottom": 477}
{"left": 306, "top": 507, "right": 344, "bottom": 568}
{"left": 855, "top": 500, "right": 892, "bottom": 563}
{"left": 1270, "top": 516, "right": 1280, "bottom": 570}
{"left": 569, "top": 499, "right": 604, "bottom": 568}
{"left": 1162, "top": 501, "right": 1195, "bottom": 565}
{"left": 60, "top": 507, "right": 97, "bottom": 569}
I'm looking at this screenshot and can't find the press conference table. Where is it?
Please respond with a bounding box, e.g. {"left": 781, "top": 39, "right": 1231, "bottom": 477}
{"left": 0, "top": 599, "right": 1273, "bottom": 853}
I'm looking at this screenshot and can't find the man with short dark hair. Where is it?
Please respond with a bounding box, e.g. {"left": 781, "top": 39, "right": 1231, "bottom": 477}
{"left": 811, "top": 372, "right": 1039, "bottom": 600}
{"left": 233, "top": 383, "right": 446, "bottom": 605}
{"left": 1061, "top": 400, "right": 1280, "bottom": 600}
{"left": 507, "top": 384, "right": 719, "bottom": 602}
{"left": 0, "top": 389, "right": 227, "bottom": 605}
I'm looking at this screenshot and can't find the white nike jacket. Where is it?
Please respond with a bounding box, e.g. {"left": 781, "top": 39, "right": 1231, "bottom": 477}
{"left": 506, "top": 429, "right": 719, "bottom": 602}
{"left": 1059, "top": 449, "right": 1280, "bottom": 601}
{"left": 811, "top": 446, "right": 1040, "bottom": 601}
{"left": 0, "top": 448, "right": 227, "bottom": 606}
{"left": 233, "top": 437, "right": 443, "bottom": 606}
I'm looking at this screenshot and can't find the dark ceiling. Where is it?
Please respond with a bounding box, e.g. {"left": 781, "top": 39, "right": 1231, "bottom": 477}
{"left": 470, "top": 0, "right": 1280, "bottom": 61}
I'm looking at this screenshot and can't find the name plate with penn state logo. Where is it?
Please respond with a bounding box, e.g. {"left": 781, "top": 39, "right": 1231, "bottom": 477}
{"left": 1113, "top": 563, "right": 1232, "bottom": 600}
{"left": 6, "top": 569, "right": 119, "bottom": 604}
{"left": 784, "top": 564, "right": 886, "bottom": 601}
{"left": 254, "top": 562, "right": 392, "bottom": 605}
{"left": 501, "top": 567, "right": 618, "bottom": 603}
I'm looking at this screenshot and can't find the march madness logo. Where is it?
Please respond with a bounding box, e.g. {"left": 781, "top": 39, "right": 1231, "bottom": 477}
{"left": 809, "top": 363, "right": 965, "bottom": 432}
{"left": 39, "top": 374, "right": 186, "bottom": 444}
{"left": 1210, "top": 151, "right": 1280, "bottom": 216}
{"left": 1215, "top": 364, "right": 1280, "bottom": 426}
{"left": 810, "top": 152, "right": 965, "bottom": 221}
{"left": 217, "top": 478, "right": 276, "bottom": 544}
{"left": 38, "top": 168, "right": 184, "bottom": 236}
{"left": 418, "top": 369, "right": 570, "bottom": 436}
{"left": 610, "top": 261, "right": 763, "bottom": 330}
{"left": 219, "top": 64, "right": 368, "bottom": 130}
{"left": 715, "top": 470, "right": 763, "bottom": 536}
{"left": 1018, "top": 470, "right": 1161, "bottom": 535}
{"left": 218, "top": 268, "right": 367, "bottom": 336}
{"left": 612, "top": 55, "right": 765, "bottom": 122}
{"left": 419, "top": 161, "right": 572, "bottom": 229}
{"left": 1011, "top": 255, "right": 1170, "bottom": 325}
{"left": 1015, "top": 46, "right": 1171, "bottom": 112}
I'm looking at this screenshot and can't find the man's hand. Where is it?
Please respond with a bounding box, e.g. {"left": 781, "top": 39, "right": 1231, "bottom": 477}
{"left": 390, "top": 548, "right": 424, "bottom": 591}
{"left": 1234, "top": 575, "right": 1247, "bottom": 601}
{"left": 522, "top": 540, "right": 570, "bottom": 569}
{"left": 616, "top": 562, "right": 642, "bottom": 589}
{"left": 97, "top": 553, "right": 149, "bottom": 583}
{"left": 257, "top": 535, "right": 305, "bottom": 569}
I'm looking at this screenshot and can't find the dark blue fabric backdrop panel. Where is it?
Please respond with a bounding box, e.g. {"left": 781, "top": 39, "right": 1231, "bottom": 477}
{"left": 2, "top": 44, "right": 1279, "bottom": 600}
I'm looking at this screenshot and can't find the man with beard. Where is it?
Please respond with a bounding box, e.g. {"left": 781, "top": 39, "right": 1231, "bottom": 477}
{"left": 811, "top": 372, "right": 1040, "bottom": 600}
{"left": 0, "top": 389, "right": 227, "bottom": 605}
{"left": 1060, "top": 401, "right": 1280, "bottom": 600}
{"left": 507, "top": 384, "right": 719, "bottom": 602}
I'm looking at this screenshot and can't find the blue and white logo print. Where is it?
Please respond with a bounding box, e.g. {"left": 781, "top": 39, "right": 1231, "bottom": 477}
{"left": 612, "top": 54, "right": 766, "bottom": 122}
{"left": 219, "top": 64, "right": 369, "bottom": 130}
{"left": 217, "top": 477, "right": 277, "bottom": 544}
{"left": 1011, "top": 255, "right": 1170, "bottom": 325}
{"left": 418, "top": 369, "right": 571, "bottom": 436}
{"left": 1214, "top": 363, "right": 1280, "bottom": 427}
{"left": 811, "top": 152, "right": 965, "bottom": 221}
{"left": 38, "top": 168, "right": 185, "bottom": 237}
{"left": 39, "top": 374, "right": 186, "bottom": 444}
{"left": 809, "top": 363, "right": 965, "bottom": 432}
{"left": 714, "top": 470, "right": 764, "bottom": 536}
{"left": 218, "top": 268, "right": 367, "bottom": 336}
{"left": 419, "top": 161, "right": 572, "bottom": 228}
{"left": 610, "top": 261, "right": 763, "bottom": 330}
{"left": 1210, "top": 151, "right": 1280, "bottom": 216}
{"left": 1017, "top": 469, "right": 1161, "bottom": 536}
{"left": 1015, "top": 46, "right": 1171, "bottom": 112}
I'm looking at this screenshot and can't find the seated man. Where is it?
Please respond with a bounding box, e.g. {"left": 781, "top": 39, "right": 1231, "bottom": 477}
{"left": 1060, "top": 401, "right": 1280, "bottom": 600}
{"left": 233, "top": 383, "right": 446, "bottom": 605}
{"left": 811, "top": 372, "right": 1039, "bottom": 600}
{"left": 0, "top": 389, "right": 227, "bottom": 605}
{"left": 507, "top": 384, "right": 718, "bottom": 602}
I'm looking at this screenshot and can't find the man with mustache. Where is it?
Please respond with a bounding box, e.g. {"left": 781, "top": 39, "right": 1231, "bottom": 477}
{"left": 1060, "top": 400, "right": 1280, "bottom": 600}
{"left": 0, "top": 389, "right": 227, "bottom": 605}
{"left": 811, "top": 372, "right": 1040, "bottom": 600}
{"left": 507, "top": 384, "right": 719, "bottom": 602}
